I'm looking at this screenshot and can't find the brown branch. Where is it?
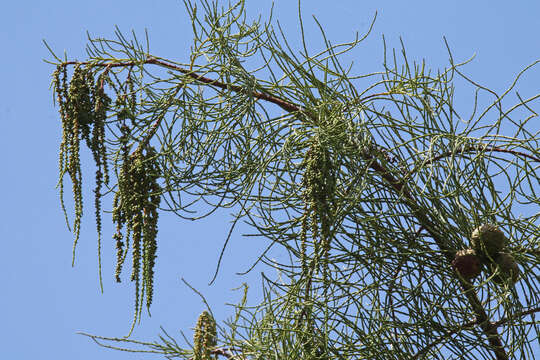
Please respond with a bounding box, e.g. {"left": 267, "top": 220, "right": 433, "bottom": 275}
{"left": 210, "top": 347, "right": 240, "bottom": 359}
{"left": 188, "top": 346, "right": 244, "bottom": 359}
{"left": 386, "top": 225, "right": 425, "bottom": 347}
{"left": 409, "top": 144, "right": 540, "bottom": 176}
{"left": 412, "top": 306, "right": 540, "bottom": 359}
{"left": 62, "top": 56, "right": 306, "bottom": 115}
{"left": 61, "top": 56, "right": 314, "bottom": 156}
{"left": 61, "top": 56, "right": 393, "bottom": 150}
{"left": 146, "top": 57, "right": 305, "bottom": 114}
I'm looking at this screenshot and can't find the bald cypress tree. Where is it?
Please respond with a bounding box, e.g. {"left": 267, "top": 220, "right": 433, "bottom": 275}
{"left": 47, "top": 1, "right": 540, "bottom": 359}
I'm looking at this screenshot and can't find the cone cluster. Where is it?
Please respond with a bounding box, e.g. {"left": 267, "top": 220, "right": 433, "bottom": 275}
{"left": 452, "top": 224, "right": 519, "bottom": 285}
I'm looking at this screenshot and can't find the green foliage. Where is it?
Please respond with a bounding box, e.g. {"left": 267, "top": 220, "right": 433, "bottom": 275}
{"left": 47, "top": 0, "right": 540, "bottom": 358}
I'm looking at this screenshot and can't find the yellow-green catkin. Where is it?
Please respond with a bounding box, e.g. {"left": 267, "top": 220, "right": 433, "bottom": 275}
{"left": 55, "top": 64, "right": 104, "bottom": 264}
{"left": 300, "top": 201, "right": 309, "bottom": 274}
{"left": 91, "top": 72, "right": 111, "bottom": 290}
{"left": 53, "top": 62, "right": 162, "bottom": 331}
{"left": 112, "top": 146, "right": 161, "bottom": 320}
{"left": 54, "top": 65, "right": 71, "bottom": 230}
{"left": 67, "top": 65, "right": 91, "bottom": 257}
{"left": 301, "top": 142, "right": 336, "bottom": 272}
{"left": 113, "top": 125, "right": 132, "bottom": 282}
{"left": 193, "top": 311, "right": 217, "bottom": 360}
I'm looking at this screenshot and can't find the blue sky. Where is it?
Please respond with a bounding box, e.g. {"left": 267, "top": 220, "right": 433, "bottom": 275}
{"left": 1, "top": 1, "right": 539, "bottom": 359}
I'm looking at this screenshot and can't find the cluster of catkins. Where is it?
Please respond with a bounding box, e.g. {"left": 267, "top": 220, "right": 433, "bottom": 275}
{"left": 452, "top": 224, "right": 519, "bottom": 285}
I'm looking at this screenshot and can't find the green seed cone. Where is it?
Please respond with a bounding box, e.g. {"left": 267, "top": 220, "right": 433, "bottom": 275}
{"left": 470, "top": 224, "right": 508, "bottom": 258}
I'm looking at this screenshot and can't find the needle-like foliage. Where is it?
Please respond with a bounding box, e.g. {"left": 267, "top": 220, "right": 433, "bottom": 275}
{"left": 47, "top": 0, "right": 539, "bottom": 358}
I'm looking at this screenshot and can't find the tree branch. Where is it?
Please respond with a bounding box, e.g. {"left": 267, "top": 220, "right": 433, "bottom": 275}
{"left": 59, "top": 56, "right": 523, "bottom": 359}
{"left": 408, "top": 144, "right": 540, "bottom": 177}
{"left": 412, "top": 306, "right": 540, "bottom": 359}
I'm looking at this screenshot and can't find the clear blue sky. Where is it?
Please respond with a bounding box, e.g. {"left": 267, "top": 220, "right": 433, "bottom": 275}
{"left": 1, "top": 1, "right": 538, "bottom": 359}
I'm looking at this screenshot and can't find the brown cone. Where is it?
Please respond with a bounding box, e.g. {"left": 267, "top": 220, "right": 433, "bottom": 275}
{"left": 489, "top": 252, "right": 519, "bottom": 285}
{"left": 452, "top": 249, "right": 482, "bottom": 280}
{"left": 470, "top": 224, "right": 508, "bottom": 258}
